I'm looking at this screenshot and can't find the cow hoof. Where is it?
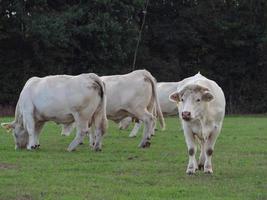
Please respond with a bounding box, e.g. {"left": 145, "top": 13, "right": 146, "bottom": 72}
{"left": 140, "top": 141, "right": 151, "bottom": 148}
{"left": 26, "top": 145, "right": 32, "bottom": 150}
{"left": 186, "top": 169, "right": 197, "bottom": 175}
{"left": 94, "top": 147, "right": 102, "bottom": 152}
{"left": 186, "top": 171, "right": 195, "bottom": 175}
{"left": 186, "top": 165, "right": 197, "bottom": 175}
{"left": 31, "top": 146, "right": 36, "bottom": 149}
{"left": 198, "top": 164, "right": 204, "bottom": 170}
{"left": 67, "top": 147, "right": 75, "bottom": 152}
{"left": 204, "top": 164, "right": 213, "bottom": 174}
{"left": 204, "top": 169, "right": 213, "bottom": 174}
{"left": 79, "top": 142, "right": 84, "bottom": 145}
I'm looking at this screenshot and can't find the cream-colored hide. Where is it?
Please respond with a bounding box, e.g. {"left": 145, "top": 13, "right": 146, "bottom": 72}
{"left": 119, "top": 82, "right": 178, "bottom": 137}
{"left": 169, "top": 73, "right": 225, "bottom": 174}
{"left": 1, "top": 74, "right": 107, "bottom": 152}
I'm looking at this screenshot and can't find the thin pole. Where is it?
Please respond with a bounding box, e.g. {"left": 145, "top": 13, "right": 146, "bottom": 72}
{"left": 132, "top": 0, "right": 149, "bottom": 71}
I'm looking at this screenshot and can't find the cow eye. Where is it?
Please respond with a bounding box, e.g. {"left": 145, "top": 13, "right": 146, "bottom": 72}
{"left": 181, "top": 98, "right": 184, "bottom": 102}
{"left": 196, "top": 99, "right": 201, "bottom": 102}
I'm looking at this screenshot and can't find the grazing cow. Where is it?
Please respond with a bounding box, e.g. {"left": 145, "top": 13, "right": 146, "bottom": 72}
{"left": 169, "top": 73, "right": 225, "bottom": 174}
{"left": 1, "top": 74, "right": 107, "bottom": 152}
{"left": 119, "top": 82, "right": 178, "bottom": 137}
{"left": 62, "top": 70, "right": 165, "bottom": 148}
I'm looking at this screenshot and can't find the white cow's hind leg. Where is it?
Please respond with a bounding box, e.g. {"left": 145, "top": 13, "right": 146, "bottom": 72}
{"left": 88, "top": 127, "right": 95, "bottom": 148}
{"left": 93, "top": 128, "right": 102, "bottom": 151}
{"left": 183, "top": 124, "right": 198, "bottom": 174}
{"left": 129, "top": 122, "right": 142, "bottom": 138}
{"left": 149, "top": 115, "right": 156, "bottom": 137}
{"left": 91, "top": 109, "right": 107, "bottom": 151}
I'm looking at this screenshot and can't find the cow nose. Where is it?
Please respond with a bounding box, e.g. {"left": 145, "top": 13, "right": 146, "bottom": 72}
{"left": 182, "top": 111, "right": 191, "bottom": 121}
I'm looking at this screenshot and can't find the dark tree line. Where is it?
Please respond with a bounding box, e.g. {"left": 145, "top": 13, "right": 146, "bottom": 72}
{"left": 0, "top": 0, "right": 267, "bottom": 114}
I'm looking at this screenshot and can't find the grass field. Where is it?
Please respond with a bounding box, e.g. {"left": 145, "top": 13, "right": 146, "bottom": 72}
{"left": 0, "top": 116, "right": 266, "bottom": 200}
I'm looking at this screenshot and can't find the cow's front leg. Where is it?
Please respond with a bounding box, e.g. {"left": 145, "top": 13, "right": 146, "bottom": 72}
{"left": 61, "top": 123, "right": 75, "bottom": 136}
{"left": 118, "top": 117, "right": 132, "bottom": 130}
{"left": 139, "top": 111, "right": 154, "bottom": 148}
{"left": 27, "top": 131, "right": 36, "bottom": 150}
{"left": 67, "top": 116, "right": 88, "bottom": 152}
{"left": 198, "top": 140, "right": 205, "bottom": 170}
{"left": 25, "top": 116, "right": 37, "bottom": 150}
{"left": 204, "top": 130, "right": 219, "bottom": 174}
{"left": 184, "top": 126, "right": 198, "bottom": 175}
{"left": 129, "top": 121, "right": 142, "bottom": 138}
{"left": 34, "top": 122, "right": 44, "bottom": 149}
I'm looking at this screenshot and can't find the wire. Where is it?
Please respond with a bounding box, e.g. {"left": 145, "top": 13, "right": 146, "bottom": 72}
{"left": 132, "top": 0, "right": 150, "bottom": 71}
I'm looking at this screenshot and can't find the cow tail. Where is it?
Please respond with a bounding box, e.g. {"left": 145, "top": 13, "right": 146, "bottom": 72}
{"left": 144, "top": 71, "right": 165, "bottom": 130}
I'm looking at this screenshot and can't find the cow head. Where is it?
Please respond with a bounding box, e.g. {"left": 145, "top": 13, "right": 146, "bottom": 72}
{"left": 169, "top": 84, "right": 214, "bottom": 121}
{"left": 1, "top": 122, "right": 28, "bottom": 149}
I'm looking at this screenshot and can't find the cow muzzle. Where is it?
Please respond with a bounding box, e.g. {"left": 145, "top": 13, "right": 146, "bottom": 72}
{"left": 182, "top": 111, "right": 191, "bottom": 121}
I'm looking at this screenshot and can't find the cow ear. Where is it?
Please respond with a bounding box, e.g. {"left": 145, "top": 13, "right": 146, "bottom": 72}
{"left": 169, "top": 92, "right": 180, "bottom": 102}
{"left": 202, "top": 91, "right": 214, "bottom": 102}
{"left": 1, "top": 122, "right": 15, "bottom": 132}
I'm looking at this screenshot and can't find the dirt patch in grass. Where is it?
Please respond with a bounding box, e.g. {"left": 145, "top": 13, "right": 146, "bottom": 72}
{"left": 0, "top": 163, "right": 17, "bottom": 169}
{"left": 16, "top": 195, "right": 33, "bottom": 200}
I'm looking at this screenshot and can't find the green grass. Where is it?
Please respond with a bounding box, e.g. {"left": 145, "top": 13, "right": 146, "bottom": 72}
{"left": 0, "top": 116, "right": 266, "bottom": 200}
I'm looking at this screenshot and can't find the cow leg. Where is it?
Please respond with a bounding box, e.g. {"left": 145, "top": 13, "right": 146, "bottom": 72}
{"left": 149, "top": 115, "right": 156, "bottom": 137}
{"left": 129, "top": 121, "right": 142, "bottom": 138}
{"left": 204, "top": 131, "right": 219, "bottom": 174}
{"left": 67, "top": 115, "right": 89, "bottom": 152}
{"left": 119, "top": 117, "right": 132, "bottom": 130}
{"left": 146, "top": 102, "right": 156, "bottom": 137}
{"left": 88, "top": 127, "right": 95, "bottom": 148}
{"left": 184, "top": 125, "right": 198, "bottom": 174}
{"left": 25, "top": 114, "right": 37, "bottom": 150}
{"left": 138, "top": 111, "right": 154, "bottom": 148}
{"left": 61, "top": 123, "right": 75, "bottom": 136}
{"left": 198, "top": 140, "right": 205, "bottom": 170}
{"left": 92, "top": 112, "right": 107, "bottom": 152}
{"left": 34, "top": 122, "right": 44, "bottom": 149}
{"left": 93, "top": 128, "right": 102, "bottom": 151}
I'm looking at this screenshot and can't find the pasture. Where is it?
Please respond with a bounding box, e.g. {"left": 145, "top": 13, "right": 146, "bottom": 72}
{"left": 0, "top": 116, "right": 266, "bottom": 200}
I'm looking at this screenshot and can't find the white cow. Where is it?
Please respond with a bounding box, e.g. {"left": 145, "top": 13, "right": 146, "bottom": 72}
{"left": 169, "top": 72, "right": 225, "bottom": 174}
{"left": 1, "top": 73, "right": 107, "bottom": 152}
{"left": 119, "top": 82, "right": 178, "bottom": 137}
{"left": 101, "top": 69, "right": 165, "bottom": 148}
{"left": 62, "top": 70, "right": 165, "bottom": 148}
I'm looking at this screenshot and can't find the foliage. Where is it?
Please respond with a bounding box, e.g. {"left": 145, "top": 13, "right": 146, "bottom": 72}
{"left": 0, "top": 0, "right": 267, "bottom": 113}
{"left": 138, "top": 0, "right": 267, "bottom": 113}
